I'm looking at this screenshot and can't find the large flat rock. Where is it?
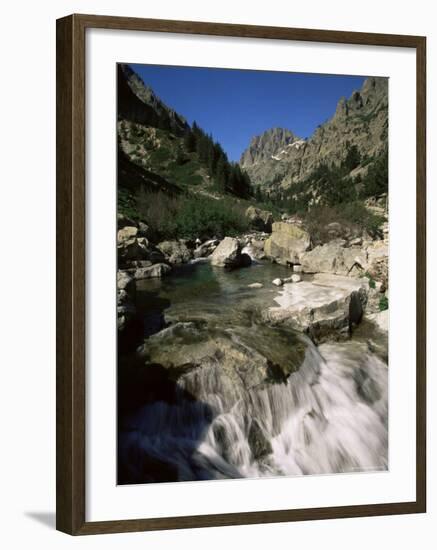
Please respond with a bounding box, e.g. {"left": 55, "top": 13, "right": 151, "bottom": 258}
{"left": 265, "top": 273, "right": 369, "bottom": 343}
{"left": 264, "top": 222, "right": 311, "bottom": 265}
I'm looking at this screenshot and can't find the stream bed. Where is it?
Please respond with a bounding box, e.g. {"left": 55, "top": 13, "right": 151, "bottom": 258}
{"left": 118, "top": 260, "right": 388, "bottom": 484}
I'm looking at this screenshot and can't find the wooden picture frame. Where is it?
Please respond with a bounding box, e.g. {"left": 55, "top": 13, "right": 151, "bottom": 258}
{"left": 56, "top": 13, "right": 426, "bottom": 535}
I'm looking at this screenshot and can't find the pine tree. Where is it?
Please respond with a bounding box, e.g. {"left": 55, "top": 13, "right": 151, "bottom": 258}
{"left": 344, "top": 144, "right": 361, "bottom": 171}
{"left": 215, "top": 157, "right": 227, "bottom": 192}
{"left": 183, "top": 128, "right": 196, "bottom": 153}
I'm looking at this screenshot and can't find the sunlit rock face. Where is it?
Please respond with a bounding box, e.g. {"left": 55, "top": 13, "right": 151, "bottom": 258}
{"left": 240, "top": 77, "right": 388, "bottom": 195}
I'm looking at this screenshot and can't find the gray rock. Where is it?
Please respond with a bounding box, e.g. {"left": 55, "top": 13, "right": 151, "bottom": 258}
{"left": 272, "top": 278, "right": 283, "bottom": 286}
{"left": 117, "top": 270, "right": 135, "bottom": 292}
{"left": 245, "top": 206, "right": 274, "bottom": 233}
{"left": 117, "top": 270, "right": 136, "bottom": 332}
{"left": 117, "top": 225, "right": 138, "bottom": 244}
{"left": 133, "top": 263, "right": 171, "bottom": 280}
{"left": 193, "top": 239, "right": 219, "bottom": 259}
{"left": 248, "top": 283, "right": 263, "bottom": 289}
{"left": 266, "top": 273, "right": 369, "bottom": 343}
{"left": 211, "top": 237, "right": 251, "bottom": 268}
{"left": 117, "top": 236, "right": 150, "bottom": 264}
{"left": 242, "top": 241, "right": 266, "bottom": 261}
{"left": 157, "top": 240, "right": 191, "bottom": 264}
{"left": 140, "top": 321, "right": 306, "bottom": 391}
{"left": 264, "top": 222, "right": 311, "bottom": 265}
{"left": 301, "top": 241, "right": 368, "bottom": 276}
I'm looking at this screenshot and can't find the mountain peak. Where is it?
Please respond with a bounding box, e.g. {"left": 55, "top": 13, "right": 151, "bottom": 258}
{"left": 118, "top": 64, "right": 188, "bottom": 135}
{"left": 240, "top": 127, "right": 301, "bottom": 167}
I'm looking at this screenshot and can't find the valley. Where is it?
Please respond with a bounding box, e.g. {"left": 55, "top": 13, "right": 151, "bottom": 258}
{"left": 116, "top": 63, "right": 389, "bottom": 484}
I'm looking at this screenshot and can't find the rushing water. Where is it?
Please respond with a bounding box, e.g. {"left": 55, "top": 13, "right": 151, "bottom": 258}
{"left": 118, "top": 261, "right": 388, "bottom": 484}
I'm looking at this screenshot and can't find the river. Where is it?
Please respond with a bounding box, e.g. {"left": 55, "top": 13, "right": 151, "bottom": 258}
{"left": 118, "top": 260, "right": 388, "bottom": 484}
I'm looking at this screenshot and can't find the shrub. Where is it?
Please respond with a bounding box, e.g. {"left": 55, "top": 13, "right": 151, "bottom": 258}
{"left": 343, "top": 144, "right": 361, "bottom": 171}
{"left": 303, "top": 202, "right": 384, "bottom": 244}
{"left": 135, "top": 189, "right": 250, "bottom": 241}
{"left": 379, "top": 296, "right": 389, "bottom": 311}
{"left": 360, "top": 149, "right": 388, "bottom": 199}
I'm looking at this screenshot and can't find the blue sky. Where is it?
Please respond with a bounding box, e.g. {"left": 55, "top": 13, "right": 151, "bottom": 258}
{"left": 131, "top": 63, "right": 366, "bottom": 162}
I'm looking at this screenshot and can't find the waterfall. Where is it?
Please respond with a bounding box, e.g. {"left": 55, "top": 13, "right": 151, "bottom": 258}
{"left": 119, "top": 336, "right": 388, "bottom": 483}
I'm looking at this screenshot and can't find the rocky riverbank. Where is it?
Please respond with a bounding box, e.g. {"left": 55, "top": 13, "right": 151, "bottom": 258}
{"left": 117, "top": 207, "right": 388, "bottom": 346}
{"left": 117, "top": 207, "right": 389, "bottom": 484}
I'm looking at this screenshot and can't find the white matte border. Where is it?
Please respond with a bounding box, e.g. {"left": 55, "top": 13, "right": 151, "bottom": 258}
{"left": 86, "top": 28, "right": 416, "bottom": 522}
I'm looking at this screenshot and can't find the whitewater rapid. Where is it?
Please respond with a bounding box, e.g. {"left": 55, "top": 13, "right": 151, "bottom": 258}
{"left": 119, "top": 336, "right": 388, "bottom": 482}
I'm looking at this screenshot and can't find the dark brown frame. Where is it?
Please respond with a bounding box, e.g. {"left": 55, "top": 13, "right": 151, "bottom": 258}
{"left": 56, "top": 13, "right": 427, "bottom": 535}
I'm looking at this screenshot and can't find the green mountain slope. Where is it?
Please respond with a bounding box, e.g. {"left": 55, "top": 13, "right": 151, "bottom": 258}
{"left": 117, "top": 64, "right": 256, "bottom": 240}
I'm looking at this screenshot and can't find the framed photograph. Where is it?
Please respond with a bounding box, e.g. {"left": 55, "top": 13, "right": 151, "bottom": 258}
{"left": 56, "top": 14, "right": 426, "bottom": 535}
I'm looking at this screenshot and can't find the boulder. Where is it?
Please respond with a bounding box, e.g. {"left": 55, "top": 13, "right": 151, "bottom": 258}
{"left": 117, "top": 270, "right": 135, "bottom": 293}
{"left": 117, "top": 270, "right": 136, "bottom": 332}
{"left": 264, "top": 222, "right": 311, "bottom": 265}
{"left": 157, "top": 240, "right": 191, "bottom": 265}
{"left": 291, "top": 274, "right": 302, "bottom": 283}
{"left": 245, "top": 206, "right": 274, "bottom": 232}
{"left": 193, "top": 239, "right": 219, "bottom": 259}
{"left": 272, "top": 278, "right": 283, "bottom": 286}
{"left": 242, "top": 240, "right": 267, "bottom": 261}
{"left": 300, "top": 241, "right": 340, "bottom": 274}
{"left": 139, "top": 321, "right": 306, "bottom": 390}
{"left": 301, "top": 241, "right": 367, "bottom": 276}
{"left": 265, "top": 273, "right": 369, "bottom": 343}
{"left": 211, "top": 237, "right": 251, "bottom": 268}
{"left": 117, "top": 237, "right": 151, "bottom": 266}
{"left": 248, "top": 283, "right": 263, "bottom": 289}
{"left": 132, "top": 263, "right": 171, "bottom": 280}
{"left": 117, "top": 225, "right": 138, "bottom": 244}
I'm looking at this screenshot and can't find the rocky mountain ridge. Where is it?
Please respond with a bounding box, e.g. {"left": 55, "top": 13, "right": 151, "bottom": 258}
{"left": 240, "top": 77, "right": 388, "bottom": 195}
{"left": 240, "top": 127, "right": 302, "bottom": 167}
{"left": 118, "top": 63, "right": 189, "bottom": 136}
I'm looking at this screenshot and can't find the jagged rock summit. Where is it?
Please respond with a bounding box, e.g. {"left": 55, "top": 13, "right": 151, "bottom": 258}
{"left": 240, "top": 127, "right": 302, "bottom": 167}
{"left": 240, "top": 77, "right": 388, "bottom": 195}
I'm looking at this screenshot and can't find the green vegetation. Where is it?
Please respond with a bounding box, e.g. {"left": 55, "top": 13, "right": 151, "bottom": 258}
{"left": 302, "top": 202, "right": 384, "bottom": 243}
{"left": 120, "top": 120, "right": 253, "bottom": 200}
{"left": 253, "top": 144, "right": 388, "bottom": 242}
{"left": 133, "top": 188, "right": 250, "bottom": 240}
{"left": 379, "top": 295, "right": 389, "bottom": 312}
{"left": 118, "top": 187, "right": 138, "bottom": 221}
{"left": 343, "top": 144, "right": 361, "bottom": 172}
{"left": 184, "top": 122, "right": 252, "bottom": 197}
{"left": 359, "top": 148, "right": 388, "bottom": 199}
